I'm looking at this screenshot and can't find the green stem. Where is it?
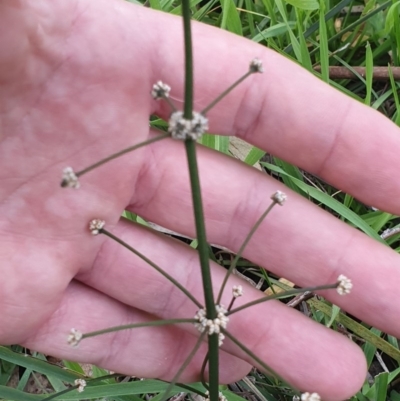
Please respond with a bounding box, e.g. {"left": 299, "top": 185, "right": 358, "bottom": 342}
{"left": 82, "top": 318, "right": 196, "bottom": 340}
{"left": 217, "top": 200, "right": 278, "bottom": 304}
{"left": 181, "top": 2, "right": 219, "bottom": 400}
{"left": 201, "top": 71, "right": 252, "bottom": 115}
{"left": 67, "top": 133, "right": 169, "bottom": 180}
{"left": 182, "top": 0, "right": 193, "bottom": 119}
{"left": 160, "top": 331, "right": 207, "bottom": 401}
{"left": 221, "top": 329, "right": 298, "bottom": 394}
{"left": 227, "top": 283, "right": 338, "bottom": 316}
{"left": 101, "top": 227, "right": 203, "bottom": 308}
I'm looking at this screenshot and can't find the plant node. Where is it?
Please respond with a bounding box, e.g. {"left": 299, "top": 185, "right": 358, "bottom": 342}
{"left": 271, "top": 190, "right": 287, "bottom": 206}
{"left": 89, "top": 219, "right": 105, "bottom": 235}
{"left": 168, "top": 111, "right": 208, "bottom": 140}
{"left": 74, "top": 379, "right": 87, "bottom": 393}
{"left": 336, "top": 274, "right": 352, "bottom": 295}
{"left": 194, "top": 305, "right": 229, "bottom": 346}
{"left": 67, "top": 328, "right": 83, "bottom": 347}
{"left": 61, "top": 167, "right": 80, "bottom": 189}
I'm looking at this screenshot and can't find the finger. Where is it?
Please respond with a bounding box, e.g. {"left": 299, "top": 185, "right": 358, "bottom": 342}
{"left": 130, "top": 132, "right": 400, "bottom": 338}
{"left": 76, "top": 218, "right": 366, "bottom": 400}
{"left": 140, "top": 5, "right": 400, "bottom": 214}
{"left": 22, "top": 280, "right": 251, "bottom": 384}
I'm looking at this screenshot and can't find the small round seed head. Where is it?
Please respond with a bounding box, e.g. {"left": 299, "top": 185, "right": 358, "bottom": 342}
{"left": 168, "top": 111, "right": 208, "bottom": 140}
{"left": 151, "top": 81, "right": 171, "bottom": 99}
{"left": 249, "top": 58, "right": 264, "bottom": 73}
{"left": 61, "top": 167, "right": 80, "bottom": 189}
{"left": 68, "top": 328, "right": 82, "bottom": 347}
{"left": 271, "top": 190, "right": 287, "bottom": 205}
{"left": 74, "top": 379, "right": 87, "bottom": 393}
{"left": 301, "top": 392, "right": 321, "bottom": 401}
{"left": 337, "top": 274, "right": 353, "bottom": 295}
{"left": 232, "top": 285, "right": 243, "bottom": 298}
{"left": 89, "top": 219, "right": 105, "bottom": 235}
{"left": 194, "top": 305, "right": 229, "bottom": 346}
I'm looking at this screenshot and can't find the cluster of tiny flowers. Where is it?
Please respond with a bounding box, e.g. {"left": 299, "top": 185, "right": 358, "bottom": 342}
{"left": 271, "top": 190, "right": 287, "bottom": 206}
{"left": 232, "top": 285, "right": 243, "bottom": 298}
{"left": 74, "top": 379, "right": 87, "bottom": 393}
{"left": 61, "top": 167, "right": 80, "bottom": 189}
{"left": 151, "top": 81, "right": 171, "bottom": 99}
{"left": 336, "top": 274, "right": 353, "bottom": 295}
{"left": 194, "top": 305, "right": 229, "bottom": 346}
{"left": 68, "top": 328, "right": 83, "bottom": 347}
{"left": 204, "top": 391, "right": 227, "bottom": 401}
{"left": 168, "top": 111, "right": 209, "bottom": 140}
{"left": 301, "top": 392, "right": 321, "bottom": 401}
{"left": 249, "top": 58, "right": 264, "bottom": 73}
{"left": 89, "top": 219, "right": 105, "bottom": 235}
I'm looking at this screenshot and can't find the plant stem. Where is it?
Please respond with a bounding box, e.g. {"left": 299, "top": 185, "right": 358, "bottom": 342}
{"left": 82, "top": 318, "right": 196, "bottom": 340}
{"left": 217, "top": 200, "right": 278, "bottom": 304}
{"left": 227, "top": 283, "right": 338, "bottom": 316}
{"left": 181, "top": 1, "right": 219, "bottom": 400}
{"left": 66, "top": 133, "right": 169, "bottom": 181}
{"left": 101, "top": 227, "right": 203, "bottom": 308}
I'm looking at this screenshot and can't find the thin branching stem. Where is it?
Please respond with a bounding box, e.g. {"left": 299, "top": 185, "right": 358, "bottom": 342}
{"left": 82, "top": 319, "right": 196, "bottom": 340}
{"left": 181, "top": 1, "right": 219, "bottom": 399}
{"left": 62, "top": 133, "right": 169, "bottom": 182}
{"left": 201, "top": 71, "right": 252, "bottom": 115}
{"left": 221, "top": 329, "right": 298, "bottom": 395}
{"left": 160, "top": 331, "right": 207, "bottom": 401}
{"left": 217, "top": 200, "right": 278, "bottom": 304}
{"left": 200, "top": 352, "right": 210, "bottom": 390}
{"left": 227, "top": 283, "right": 338, "bottom": 316}
{"left": 100, "top": 227, "right": 203, "bottom": 308}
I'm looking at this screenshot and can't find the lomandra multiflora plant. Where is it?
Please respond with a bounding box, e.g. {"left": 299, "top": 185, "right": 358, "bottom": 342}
{"left": 60, "top": 2, "right": 352, "bottom": 401}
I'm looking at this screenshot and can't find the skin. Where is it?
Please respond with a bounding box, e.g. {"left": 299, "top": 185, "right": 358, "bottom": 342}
{"left": 1, "top": 0, "right": 400, "bottom": 399}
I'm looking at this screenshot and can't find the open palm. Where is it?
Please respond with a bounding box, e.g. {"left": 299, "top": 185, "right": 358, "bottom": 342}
{"left": 1, "top": 1, "right": 400, "bottom": 400}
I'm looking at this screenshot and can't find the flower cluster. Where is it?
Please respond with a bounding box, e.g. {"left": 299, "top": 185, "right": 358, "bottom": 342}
{"left": 271, "top": 190, "right": 287, "bottom": 206}
{"left": 74, "top": 379, "right": 87, "bottom": 393}
{"left": 300, "top": 392, "right": 321, "bottom": 401}
{"left": 205, "top": 391, "right": 227, "bottom": 401}
{"left": 67, "top": 328, "right": 83, "bottom": 347}
{"left": 61, "top": 167, "right": 80, "bottom": 189}
{"left": 232, "top": 285, "right": 243, "bottom": 298}
{"left": 151, "top": 81, "right": 171, "bottom": 99}
{"left": 249, "top": 58, "right": 264, "bottom": 73}
{"left": 89, "top": 219, "right": 105, "bottom": 235}
{"left": 194, "top": 305, "right": 229, "bottom": 346}
{"left": 336, "top": 274, "right": 353, "bottom": 295}
{"left": 168, "top": 111, "right": 209, "bottom": 140}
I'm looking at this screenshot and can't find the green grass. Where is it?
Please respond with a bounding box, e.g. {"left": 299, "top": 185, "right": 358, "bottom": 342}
{"left": 2, "top": 0, "right": 400, "bottom": 400}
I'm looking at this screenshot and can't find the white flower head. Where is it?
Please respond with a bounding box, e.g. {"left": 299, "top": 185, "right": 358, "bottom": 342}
{"left": 249, "top": 58, "right": 264, "bottom": 73}
{"left": 205, "top": 391, "right": 227, "bottom": 401}
{"left": 301, "top": 392, "right": 321, "bottom": 401}
{"left": 232, "top": 285, "right": 243, "bottom": 298}
{"left": 68, "top": 328, "right": 82, "bottom": 347}
{"left": 194, "top": 305, "right": 229, "bottom": 346}
{"left": 151, "top": 81, "right": 171, "bottom": 99}
{"left": 168, "top": 111, "right": 208, "bottom": 140}
{"left": 337, "top": 274, "right": 353, "bottom": 295}
{"left": 74, "top": 379, "right": 87, "bottom": 392}
{"left": 61, "top": 167, "right": 80, "bottom": 189}
{"left": 271, "top": 190, "right": 287, "bottom": 206}
{"left": 89, "top": 219, "right": 105, "bottom": 235}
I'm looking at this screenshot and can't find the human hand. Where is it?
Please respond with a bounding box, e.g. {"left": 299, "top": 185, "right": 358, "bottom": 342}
{"left": 1, "top": 1, "right": 400, "bottom": 400}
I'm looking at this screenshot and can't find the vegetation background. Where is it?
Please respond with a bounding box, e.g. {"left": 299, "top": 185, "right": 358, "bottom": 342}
{"left": 1, "top": 0, "right": 400, "bottom": 399}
